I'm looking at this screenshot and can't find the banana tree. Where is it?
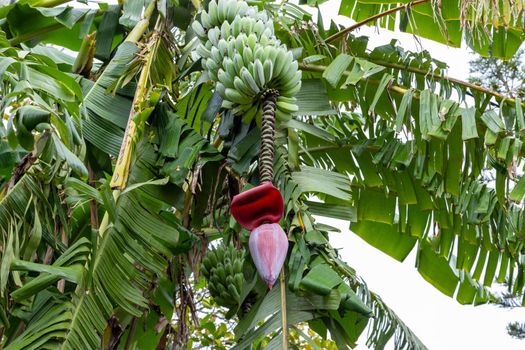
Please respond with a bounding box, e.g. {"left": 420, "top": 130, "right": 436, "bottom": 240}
{"left": 0, "top": 0, "right": 524, "bottom": 349}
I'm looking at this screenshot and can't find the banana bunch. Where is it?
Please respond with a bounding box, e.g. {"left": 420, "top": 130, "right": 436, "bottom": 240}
{"left": 201, "top": 243, "right": 246, "bottom": 308}
{"left": 192, "top": 0, "right": 302, "bottom": 122}
{"left": 193, "top": 11, "right": 274, "bottom": 43}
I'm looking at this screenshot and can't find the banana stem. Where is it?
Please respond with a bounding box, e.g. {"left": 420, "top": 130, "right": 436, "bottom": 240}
{"left": 110, "top": 1, "right": 158, "bottom": 190}
{"left": 125, "top": 0, "right": 157, "bottom": 42}
{"left": 98, "top": 0, "right": 158, "bottom": 239}
{"left": 72, "top": 32, "right": 96, "bottom": 77}
{"left": 280, "top": 269, "right": 288, "bottom": 349}
{"left": 259, "top": 92, "right": 277, "bottom": 184}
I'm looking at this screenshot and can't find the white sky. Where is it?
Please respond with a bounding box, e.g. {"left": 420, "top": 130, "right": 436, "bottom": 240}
{"left": 304, "top": 1, "right": 525, "bottom": 349}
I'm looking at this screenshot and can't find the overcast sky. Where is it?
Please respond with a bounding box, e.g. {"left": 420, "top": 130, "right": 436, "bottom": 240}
{"left": 304, "top": 0, "right": 525, "bottom": 349}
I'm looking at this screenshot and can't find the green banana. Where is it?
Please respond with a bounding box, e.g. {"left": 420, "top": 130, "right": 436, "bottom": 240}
{"left": 271, "top": 49, "right": 287, "bottom": 79}
{"left": 236, "top": 1, "right": 248, "bottom": 17}
{"left": 216, "top": 0, "right": 226, "bottom": 23}
{"left": 202, "top": 258, "right": 212, "bottom": 272}
{"left": 233, "top": 259, "right": 243, "bottom": 273}
{"left": 207, "top": 27, "right": 219, "bottom": 47}
{"left": 210, "top": 47, "right": 222, "bottom": 66}
{"left": 262, "top": 27, "right": 273, "bottom": 39}
{"left": 227, "top": 39, "right": 236, "bottom": 59}
{"left": 280, "top": 70, "right": 302, "bottom": 92}
{"left": 201, "top": 10, "right": 212, "bottom": 28}
{"left": 227, "top": 262, "right": 235, "bottom": 276}
{"left": 242, "top": 46, "right": 254, "bottom": 67}
{"left": 217, "top": 265, "right": 226, "bottom": 281}
{"left": 234, "top": 35, "right": 245, "bottom": 55}
{"left": 259, "top": 33, "right": 269, "bottom": 46}
{"left": 263, "top": 59, "right": 273, "bottom": 83}
{"left": 222, "top": 100, "right": 235, "bottom": 109}
{"left": 241, "top": 17, "right": 253, "bottom": 34}
{"left": 219, "top": 291, "right": 231, "bottom": 301}
{"left": 247, "top": 33, "right": 257, "bottom": 50}
{"left": 201, "top": 242, "right": 248, "bottom": 308}
{"left": 253, "top": 20, "right": 265, "bottom": 37}
{"left": 225, "top": 88, "right": 252, "bottom": 104}
{"left": 210, "top": 274, "right": 220, "bottom": 286}
{"left": 275, "top": 69, "right": 295, "bottom": 90}
{"left": 207, "top": 0, "right": 219, "bottom": 25}
{"left": 282, "top": 81, "right": 302, "bottom": 97}
{"left": 201, "top": 265, "right": 209, "bottom": 278}
{"left": 222, "top": 57, "right": 237, "bottom": 79}
{"left": 206, "top": 58, "right": 219, "bottom": 72}
{"left": 207, "top": 250, "right": 218, "bottom": 266}
{"left": 275, "top": 105, "right": 292, "bottom": 122}
{"left": 253, "top": 45, "right": 264, "bottom": 62}
{"left": 242, "top": 104, "right": 258, "bottom": 123}
{"left": 215, "top": 82, "right": 226, "bottom": 98}
{"left": 276, "top": 99, "right": 299, "bottom": 113}
{"left": 226, "top": 0, "right": 237, "bottom": 21}
{"left": 192, "top": 21, "right": 206, "bottom": 39}
{"left": 196, "top": 45, "right": 211, "bottom": 59}
{"left": 260, "top": 45, "right": 271, "bottom": 63}
{"left": 228, "top": 284, "right": 241, "bottom": 301}
{"left": 234, "top": 274, "right": 244, "bottom": 289}
{"left": 231, "top": 103, "right": 252, "bottom": 115}
{"left": 208, "top": 70, "right": 218, "bottom": 82}
{"left": 253, "top": 59, "right": 266, "bottom": 88}
{"left": 218, "top": 69, "right": 234, "bottom": 88}
{"left": 216, "top": 283, "right": 226, "bottom": 295}
{"left": 265, "top": 46, "right": 277, "bottom": 65}
{"left": 220, "top": 21, "right": 231, "bottom": 39}
{"left": 233, "top": 76, "right": 253, "bottom": 98}
{"left": 240, "top": 67, "right": 260, "bottom": 95}
{"left": 231, "top": 16, "right": 242, "bottom": 36}
{"left": 233, "top": 53, "right": 244, "bottom": 75}
{"left": 218, "top": 39, "right": 228, "bottom": 55}
{"left": 226, "top": 275, "right": 234, "bottom": 285}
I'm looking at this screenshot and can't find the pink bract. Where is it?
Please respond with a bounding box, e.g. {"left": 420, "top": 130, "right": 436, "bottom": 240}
{"left": 249, "top": 223, "right": 288, "bottom": 289}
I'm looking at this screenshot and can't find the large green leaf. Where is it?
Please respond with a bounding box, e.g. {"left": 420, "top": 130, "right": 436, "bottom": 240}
{"left": 60, "top": 138, "right": 193, "bottom": 349}
{"left": 337, "top": 0, "right": 525, "bottom": 59}
{"left": 292, "top": 166, "right": 352, "bottom": 201}
{"left": 3, "top": 3, "right": 96, "bottom": 49}
{"left": 81, "top": 41, "right": 138, "bottom": 156}
{"left": 351, "top": 220, "right": 416, "bottom": 262}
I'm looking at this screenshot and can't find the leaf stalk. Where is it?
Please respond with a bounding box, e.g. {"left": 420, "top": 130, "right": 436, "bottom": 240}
{"left": 325, "top": 0, "right": 430, "bottom": 43}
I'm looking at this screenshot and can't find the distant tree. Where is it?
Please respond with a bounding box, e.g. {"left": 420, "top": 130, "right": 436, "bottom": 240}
{"left": 498, "top": 289, "right": 525, "bottom": 340}
{"left": 468, "top": 49, "right": 525, "bottom": 98}
{"left": 469, "top": 48, "right": 525, "bottom": 341}
{"left": 507, "top": 322, "right": 525, "bottom": 340}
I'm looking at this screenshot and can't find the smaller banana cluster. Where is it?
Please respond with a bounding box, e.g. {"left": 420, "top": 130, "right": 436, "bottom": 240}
{"left": 201, "top": 243, "right": 246, "bottom": 307}
{"left": 192, "top": 0, "right": 301, "bottom": 122}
